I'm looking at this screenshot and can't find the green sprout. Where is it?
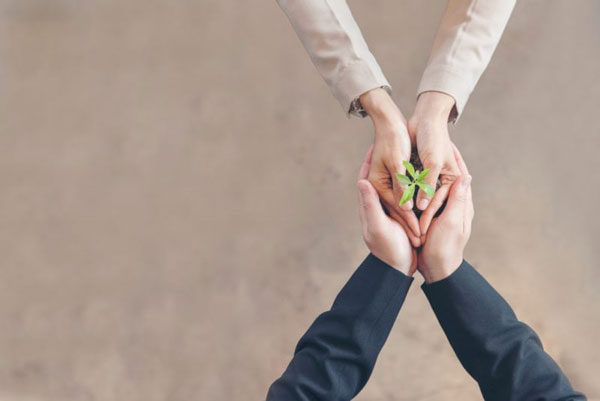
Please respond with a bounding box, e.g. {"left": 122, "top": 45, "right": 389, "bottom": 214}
{"left": 395, "top": 160, "right": 436, "bottom": 206}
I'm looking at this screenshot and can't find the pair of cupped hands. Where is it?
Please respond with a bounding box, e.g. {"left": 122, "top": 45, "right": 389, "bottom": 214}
{"left": 358, "top": 88, "right": 473, "bottom": 281}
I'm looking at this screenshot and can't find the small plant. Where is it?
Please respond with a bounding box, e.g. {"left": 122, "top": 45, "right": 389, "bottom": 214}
{"left": 395, "top": 160, "right": 435, "bottom": 206}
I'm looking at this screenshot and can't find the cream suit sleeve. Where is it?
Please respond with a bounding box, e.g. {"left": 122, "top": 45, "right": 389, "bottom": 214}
{"left": 276, "top": 0, "right": 391, "bottom": 116}
{"left": 277, "top": 0, "right": 515, "bottom": 120}
{"left": 418, "top": 0, "right": 516, "bottom": 121}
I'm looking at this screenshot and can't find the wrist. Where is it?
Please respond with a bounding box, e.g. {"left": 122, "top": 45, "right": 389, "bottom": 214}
{"left": 420, "top": 258, "right": 462, "bottom": 284}
{"left": 414, "top": 91, "right": 455, "bottom": 123}
{"left": 360, "top": 88, "right": 405, "bottom": 126}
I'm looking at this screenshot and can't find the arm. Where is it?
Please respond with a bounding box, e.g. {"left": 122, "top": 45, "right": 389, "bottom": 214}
{"left": 418, "top": 0, "right": 516, "bottom": 121}
{"left": 418, "top": 148, "right": 585, "bottom": 401}
{"left": 267, "top": 254, "right": 412, "bottom": 401}
{"left": 422, "top": 261, "right": 586, "bottom": 401}
{"left": 277, "top": 2, "right": 422, "bottom": 243}
{"left": 267, "top": 147, "right": 417, "bottom": 400}
{"left": 276, "top": 0, "right": 389, "bottom": 115}
{"left": 409, "top": 0, "right": 515, "bottom": 227}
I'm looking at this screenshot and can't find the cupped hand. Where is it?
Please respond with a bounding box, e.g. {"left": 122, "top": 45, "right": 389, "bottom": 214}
{"left": 360, "top": 88, "right": 421, "bottom": 247}
{"left": 357, "top": 145, "right": 417, "bottom": 276}
{"left": 418, "top": 145, "right": 473, "bottom": 283}
{"left": 408, "top": 91, "right": 460, "bottom": 241}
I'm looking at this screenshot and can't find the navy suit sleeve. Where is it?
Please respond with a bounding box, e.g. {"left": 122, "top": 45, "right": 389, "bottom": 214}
{"left": 266, "top": 253, "right": 413, "bottom": 401}
{"left": 422, "top": 260, "right": 586, "bottom": 401}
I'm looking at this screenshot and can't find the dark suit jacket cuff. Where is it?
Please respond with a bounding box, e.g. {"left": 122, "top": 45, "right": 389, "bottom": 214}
{"left": 420, "top": 260, "right": 487, "bottom": 324}
{"left": 332, "top": 253, "right": 413, "bottom": 317}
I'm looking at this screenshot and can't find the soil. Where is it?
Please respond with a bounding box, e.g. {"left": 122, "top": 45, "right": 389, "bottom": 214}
{"left": 409, "top": 150, "right": 445, "bottom": 218}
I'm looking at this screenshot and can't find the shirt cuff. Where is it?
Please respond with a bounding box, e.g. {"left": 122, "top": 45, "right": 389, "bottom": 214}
{"left": 331, "top": 61, "right": 392, "bottom": 118}
{"left": 417, "top": 66, "right": 474, "bottom": 123}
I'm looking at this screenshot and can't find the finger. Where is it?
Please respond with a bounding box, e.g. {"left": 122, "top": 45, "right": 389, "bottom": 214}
{"left": 390, "top": 209, "right": 421, "bottom": 248}
{"left": 376, "top": 177, "right": 421, "bottom": 239}
{"left": 389, "top": 161, "right": 414, "bottom": 211}
{"left": 443, "top": 174, "right": 472, "bottom": 226}
{"left": 451, "top": 143, "right": 474, "bottom": 233}
{"left": 467, "top": 184, "right": 474, "bottom": 222}
{"left": 358, "top": 144, "right": 375, "bottom": 181}
{"left": 464, "top": 179, "right": 474, "bottom": 234}
{"left": 389, "top": 207, "right": 421, "bottom": 247}
{"left": 409, "top": 249, "right": 418, "bottom": 275}
{"left": 416, "top": 163, "right": 441, "bottom": 211}
{"left": 419, "top": 182, "right": 451, "bottom": 237}
{"left": 419, "top": 148, "right": 461, "bottom": 234}
{"left": 357, "top": 179, "right": 386, "bottom": 231}
{"left": 452, "top": 143, "right": 469, "bottom": 176}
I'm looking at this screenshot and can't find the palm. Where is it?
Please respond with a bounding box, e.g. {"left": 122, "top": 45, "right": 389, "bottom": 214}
{"left": 358, "top": 145, "right": 417, "bottom": 276}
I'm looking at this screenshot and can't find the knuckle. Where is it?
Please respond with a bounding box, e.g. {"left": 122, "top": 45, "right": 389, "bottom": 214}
{"left": 440, "top": 174, "right": 457, "bottom": 186}
{"left": 454, "top": 193, "right": 467, "bottom": 202}
{"left": 371, "top": 174, "right": 393, "bottom": 190}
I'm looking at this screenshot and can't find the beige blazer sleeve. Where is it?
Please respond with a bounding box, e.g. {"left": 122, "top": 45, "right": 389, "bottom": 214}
{"left": 418, "top": 0, "right": 516, "bottom": 121}
{"left": 276, "top": 0, "right": 391, "bottom": 116}
{"left": 277, "top": 0, "right": 515, "bottom": 120}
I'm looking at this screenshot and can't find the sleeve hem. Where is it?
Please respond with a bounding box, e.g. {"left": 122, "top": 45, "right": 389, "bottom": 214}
{"left": 365, "top": 253, "right": 413, "bottom": 281}
{"left": 417, "top": 66, "right": 474, "bottom": 123}
{"left": 332, "top": 61, "right": 391, "bottom": 118}
{"left": 330, "top": 253, "right": 413, "bottom": 322}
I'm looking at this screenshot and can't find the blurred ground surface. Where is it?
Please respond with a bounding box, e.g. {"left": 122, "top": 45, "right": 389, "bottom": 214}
{"left": 0, "top": 0, "right": 599, "bottom": 400}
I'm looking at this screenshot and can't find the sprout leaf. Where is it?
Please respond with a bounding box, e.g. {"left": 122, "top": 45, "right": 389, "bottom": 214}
{"left": 402, "top": 160, "right": 416, "bottom": 178}
{"left": 417, "top": 182, "right": 435, "bottom": 197}
{"left": 416, "top": 168, "right": 430, "bottom": 182}
{"left": 395, "top": 173, "right": 412, "bottom": 186}
{"left": 399, "top": 183, "right": 415, "bottom": 205}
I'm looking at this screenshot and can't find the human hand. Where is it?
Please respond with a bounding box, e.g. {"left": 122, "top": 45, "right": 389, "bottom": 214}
{"left": 360, "top": 88, "right": 421, "bottom": 247}
{"left": 357, "top": 145, "right": 417, "bottom": 276}
{"left": 418, "top": 145, "right": 473, "bottom": 283}
{"left": 407, "top": 91, "right": 460, "bottom": 241}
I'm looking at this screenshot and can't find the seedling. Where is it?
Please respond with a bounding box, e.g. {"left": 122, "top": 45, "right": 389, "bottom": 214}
{"left": 395, "top": 160, "right": 435, "bottom": 206}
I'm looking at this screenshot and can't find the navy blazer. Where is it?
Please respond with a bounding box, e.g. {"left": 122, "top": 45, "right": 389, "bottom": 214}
{"left": 267, "top": 255, "right": 585, "bottom": 401}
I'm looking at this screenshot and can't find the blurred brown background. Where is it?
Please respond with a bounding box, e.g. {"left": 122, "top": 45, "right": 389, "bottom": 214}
{"left": 0, "top": 0, "right": 599, "bottom": 400}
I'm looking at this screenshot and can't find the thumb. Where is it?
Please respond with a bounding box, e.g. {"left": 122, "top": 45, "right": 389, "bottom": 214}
{"left": 358, "top": 179, "right": 386, "bottom": 230}
{"left": 416, "top": 164, "right": 441, "bottom": 211}
{"left": 442, "top": 174, "right": 472, "bottom": 223}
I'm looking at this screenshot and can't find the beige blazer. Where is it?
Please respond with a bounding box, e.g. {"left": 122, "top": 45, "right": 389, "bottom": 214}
{"left": 277, "top": 0, "right": 516, "bottom": 120}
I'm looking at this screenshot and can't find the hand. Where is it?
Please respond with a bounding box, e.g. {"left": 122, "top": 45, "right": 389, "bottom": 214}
{"left": 418, "top": 145, "right": 473, "bottom": 283}
{"left": 360, "top": 88, "right": 421, "bottom": 247}
{"left": 357, "top": 145, "right": 417, "bottom": 276}
{"left": 407, "top": 91, "right": 460, "bottom": 241}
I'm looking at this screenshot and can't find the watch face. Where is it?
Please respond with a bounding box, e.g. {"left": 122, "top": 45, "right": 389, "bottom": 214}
{"left": 350, "top": 98, "right": 365, "bottom": 117}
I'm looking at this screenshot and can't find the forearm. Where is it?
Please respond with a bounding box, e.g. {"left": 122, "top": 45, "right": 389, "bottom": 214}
{"left": 267, "top": 254, "right": 413, "bottom": 401}
{"left": 277, "top": 0, "right": 389, "bottom": 115}
{"left": 422, "top": 261, "right": 585, "bottom": 401}
{"left": 418, "top": 0, "right": 516, "bottom": 120}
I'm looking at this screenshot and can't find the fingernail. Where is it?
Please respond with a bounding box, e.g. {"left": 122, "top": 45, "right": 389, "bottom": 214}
{"left": 418, "top": 198, "right": 429, "bottom": 210}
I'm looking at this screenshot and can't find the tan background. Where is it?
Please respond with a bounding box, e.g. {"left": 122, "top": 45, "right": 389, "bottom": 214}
{"left": 0, "top": 0, "right": 599, "bottom": 400}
